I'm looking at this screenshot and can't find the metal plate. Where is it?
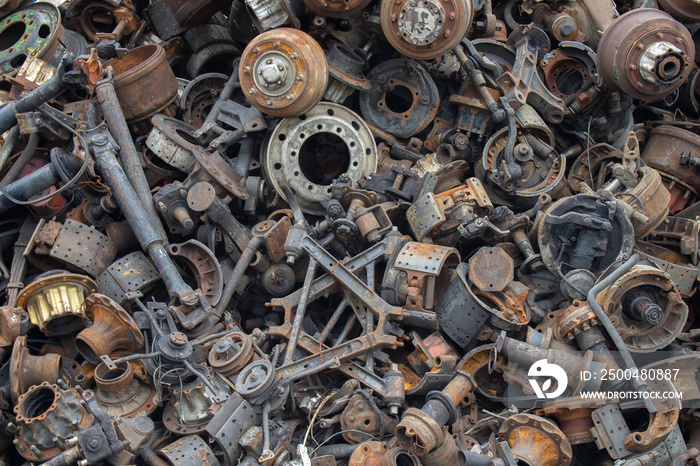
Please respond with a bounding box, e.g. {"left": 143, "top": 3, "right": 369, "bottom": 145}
{"left": 434, "top": 263, "right": 490, "bottom": 348}
{"left": 158, "top": 435, "right": 219, "bottom": 465}
{"left": 636, "top": 248, "right": 697, "bottom": 297}
{"left": 590, "top": 404, "right": 632, "bottom": 460}
{"left": 393, "top": 242, "right": 456, "bottom": 276}
{"left": 145, "top": 0, "right": 187, "bottom": 40}
{"left": 96, "top": 252, "right": 161, "bottom": 304}
{"left": 50, "top": 219, "right": 117, "bottom": 277}
{"left": 205, "top": 392, "right": 258, "bottom": 465}
{"left": 406, "top": 193, "right": 445, "bottom": 241}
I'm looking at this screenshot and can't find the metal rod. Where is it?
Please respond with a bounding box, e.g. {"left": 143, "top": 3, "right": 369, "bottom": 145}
{"left": 214, "top": 235, "right": 263, "bottom": 318}
{"left": 0, "top": 131, "right": 40, "bottom": 188}
{"left": 96, "top": 76, "right": 168, "bottom": 243}
{"left": 284, "top": 258, "right": 318, "bottom": 365}
{"left": 318, "top": 296, "right": 349, "bottom": 344}
{"left": 88, "top": 128, "right": 197, "bottom": 306}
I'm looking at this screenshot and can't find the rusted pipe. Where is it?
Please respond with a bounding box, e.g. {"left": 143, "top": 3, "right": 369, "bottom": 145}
{"left": 214, "top": 235, "right": 264, "bottom": 319}
{"left": 0, "top": 132, "right": 40, "bottom": 188}
{"left": 97, "top": 74, "right": 168, "bottom": 243}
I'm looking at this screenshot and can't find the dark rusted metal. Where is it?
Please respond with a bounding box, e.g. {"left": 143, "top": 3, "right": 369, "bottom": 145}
{"left": 75, "top": 293, "right": 145, "bottom": 364}
{"left": 104, "top": 45, "right": 178, "bottom": 123}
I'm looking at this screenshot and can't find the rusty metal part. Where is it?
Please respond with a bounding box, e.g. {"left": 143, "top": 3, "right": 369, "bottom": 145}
{"left": 395, "top": 370, "right": 475, "bottom": 455}
{"left": 269, "top": 231, "right": 424, "bottom": 397}
{"left": 305, "top": 0, "right": 370, "bottom": 17}
{"left": 591, "top": 134, "right": 671, "bottom": 239}
{"left": 476, "top": 124, "right": 565, "bottom": 210}
{"left": 469, "top": 246, "right": 513, "bottom": 292}
{"left": 47, "top": 219, "right": 118, "bottom": 277}
{"left": 104, "top": 45, "right": 179, "bottom": 123}
{"left": 146, "top": 114, "right": 198, "bottom": 172}
{"left": 539, "top": 398, "right": 601, "bottom": 445}
{"left": 0, "top": 306, "right": 23, "bottom": 349}
{"left": 421, "top": 429, "right": 459, "bottom": 466}
{"left": 646, "top": 216, "right": 700, "bottom": 264}
{"left": 380, "top": 0, "right": 473, "bottom": 60}
{"left": 537, "top": 194, "right": 635, "bottom": 277}
{"left": 184, "top": 24, "right": 241, "bottom": 79}
{"left": 17, "top": 272, "right": 96, "bottom": 336}
{"left": 552, "top": 300, "right": 600, "bottom": 343}
{"left": 188, "top": 145, "right": 250, "bottom": 201}
{"left": 597, "top": 9, "right": 694, "bottom": 102}
{"left": 205, "top": 392, "right": 258, "bottom": 464}
{"left": 245, "top": 0, "right": 301, "bottom": 31}
{"left": 262, "top": 101, "right": 377, "bottom": 215}
{"left": 494, "top": 28, "right": 566, "bottom": 123}
{"left": 179, "top": 72, "right": 228, "bottom": 127}
{"left": 595, "top": 263, "right": 688, "bottom": 353}
{"left": 348, "top": 441, "right": 389, "bottom": 466}
{"left": 636, "top": 242, "right": 697, "bottom": 298}
{"left": 207, "top": 331, "right": 256, "bottom": 377}
{"left": 348, "top": 442, "right": 420, "bottom": 466}
{"left": 407, "top": 331, "right": 458, "bottom": 376}
{"left": 498, "top": 413, "right": 572, "bottom": 466}
{"left": 13, "top": 382, "right": 94, "bottom": 461}
{"left": 158, "top": 434, "right": 219, "bottom": 465}
{"left": 406, "top": 179, "right": 492, "bottom": 241}
{"left": 163, "top": 365, "right": 231, "bottom": 434}
{"left": 240, "top": 28, "right": 328, "bottom": 118}
{"left": 96, "top": 251, "right": 161, "bottom": 305}
{"left": 165, "top": 0, "right": 230, "bottom": 28}
{"left": 382, "top": 241, "right": 460, "bottom": 312}
{"left": 435, "top": 262, "right": 528, "bottom": 348}
{"left": 340, "top": 393, "right": 397, "bottom": 443}
{"left": 167, "top": 240, "right": 223, "bottom": 307}
{"left": 359, "top": 59, "right": 439, "bottom": 139}
{"left": 625, "top": 377, "right": 681, "bottom": 452}
{"left": 154, "top": 183, "right": 199, "bottom": 235}
{"left": 9, "top": 335, "right": 61, "bottom": 403}
{"left": 75, "top": 293, "right": 145, "bottom": 364}
{"left": 94, "top": 360, "right": 158, "bottom": 418}
{"left": 539, "top": 42, "right": 601, "bottom": 109}
{"left": 497, "top": 335, "right": 605, "bottom": 395}
{"left": 0, "top": 2, "right": 85, "bottom": 74}
{"left": 324, "top": 43, "right": 370, "bottom": 103}
{"left": 658, "top": 0, "right": 700, "bottom": 22}
{"left": 642, "top": 125, "right": 700, "bottom": 203}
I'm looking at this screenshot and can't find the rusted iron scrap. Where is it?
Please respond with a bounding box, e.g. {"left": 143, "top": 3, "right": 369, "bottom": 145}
{"left": 0, "top": 0, "right": 698, "bottom": 464}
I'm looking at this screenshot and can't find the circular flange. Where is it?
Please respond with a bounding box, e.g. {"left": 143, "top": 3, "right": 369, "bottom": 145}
{"left": 475, "top": 127, "right": 565, "bottom": 209}
{"left": 359, "top": 59, "right": 439, "bottom": 139}
{"left": 598, "top": 264, "right": 688, "bottom": 353}
{"left": 0, "top": 2, "right": 63, "bottom": 73}
{"left": 597, "top": 8, "right": 694, "bottom": 102}
{"left": 498, "top": 413, "right": 573, "bottom": 466}
{"left": 380, "top": 0, "right": 473, "bottom": 60}
{"left": 179, "top": 72, "right": 228, "bottom": 127}
{"left": 146, "top": 114, "right": 199, "bottom": 172}
{"left": 235, "top": 359, "right": 276, "bottom": 400}
{"left": 261, "top": 102, "right": 377, "bottom": 215}
{"left": 208, "top": 332, "right": 254, "bottom": 376}
{"left": 240, "top": 28, "right": 328, "bottom": 117}
{"left": 17, "top": 272, "right": 97, "bottom": 336}
{"left": 536, "top": 194, "right": 635, "bottom": 277}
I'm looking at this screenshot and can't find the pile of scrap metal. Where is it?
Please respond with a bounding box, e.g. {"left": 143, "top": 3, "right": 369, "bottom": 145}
{"left": 0, "top": 0, "right": 699, "bottom": 463}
